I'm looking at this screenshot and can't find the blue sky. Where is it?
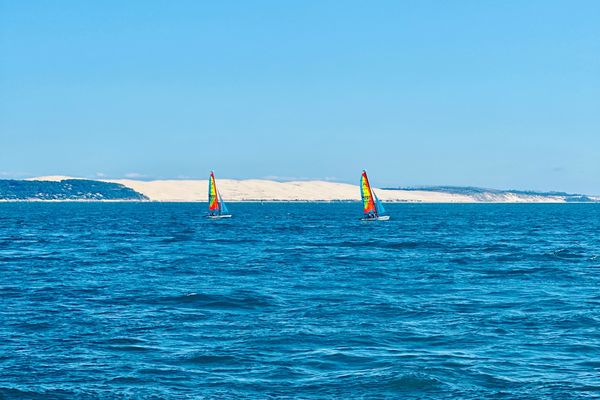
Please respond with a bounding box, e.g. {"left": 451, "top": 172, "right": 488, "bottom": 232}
{"left": 1, "top": 1, "right": 598, "bottom": 192}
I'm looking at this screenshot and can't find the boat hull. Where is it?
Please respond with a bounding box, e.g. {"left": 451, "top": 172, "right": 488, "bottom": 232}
{"left": 360, "top": 215, "right": 390, "bottom": 221}
{"left": 206, "top": 214, "right": 232, "bottom": 219}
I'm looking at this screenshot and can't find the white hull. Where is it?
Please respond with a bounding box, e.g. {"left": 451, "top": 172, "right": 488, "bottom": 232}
{"left": 360, "top": 215, "right": 390, "bottom": 221}
{"left": 206, "top": 214, "right": 232, "bottom": 219}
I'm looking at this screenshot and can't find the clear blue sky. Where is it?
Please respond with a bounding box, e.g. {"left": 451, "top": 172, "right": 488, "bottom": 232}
{"left": 1, "top": 1, "right": 598, "bottom": 192}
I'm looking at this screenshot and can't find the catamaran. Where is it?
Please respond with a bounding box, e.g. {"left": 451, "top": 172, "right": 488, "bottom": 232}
{"left": 207, "top": 171, "right": 232, "bottom": 219}
{"left": 360, "top": 170, "right": 390, "bottom": 221}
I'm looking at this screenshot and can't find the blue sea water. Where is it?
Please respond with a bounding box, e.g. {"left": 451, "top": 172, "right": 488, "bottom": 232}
{"left": 1, "top": 203, "right": 599, "bottom": 399}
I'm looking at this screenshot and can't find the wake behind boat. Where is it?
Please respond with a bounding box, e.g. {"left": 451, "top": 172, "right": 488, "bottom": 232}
{"left": 206, "top": 171, "right": 232, "bottom": 219}
{"left": 360, "top": 170, "right": 390, "bottom": 221}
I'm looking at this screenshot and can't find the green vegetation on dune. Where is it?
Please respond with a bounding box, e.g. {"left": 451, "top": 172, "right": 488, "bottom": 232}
{"left": 0, "top": 179, "right": 148, "bottom": 201}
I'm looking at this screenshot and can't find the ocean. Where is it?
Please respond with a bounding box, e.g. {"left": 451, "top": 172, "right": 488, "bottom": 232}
{"left": 1, "top": 203, "right": 599, "bottom": 399}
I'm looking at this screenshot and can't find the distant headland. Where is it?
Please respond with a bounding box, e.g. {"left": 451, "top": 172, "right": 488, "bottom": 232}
{"left": 0, "top": 179, "right": 147, "bottom": 201}
{"left": 0, "top": 176, "right": 597, "bottom": 203}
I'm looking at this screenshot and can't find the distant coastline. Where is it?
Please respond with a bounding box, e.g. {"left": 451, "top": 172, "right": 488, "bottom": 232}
{"left": 0, "top": 176, "right": 597, "bottom": 203}
{"left": 0, "top": 179, "right": 147, "bottom": 201}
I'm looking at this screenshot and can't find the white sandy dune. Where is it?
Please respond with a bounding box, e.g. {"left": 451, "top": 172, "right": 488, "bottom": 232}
{"left": 29, "top": 176, "right": 566, "bottom": 203}
{"left": 107, "top": 179, "right": 480, "bottom": 202}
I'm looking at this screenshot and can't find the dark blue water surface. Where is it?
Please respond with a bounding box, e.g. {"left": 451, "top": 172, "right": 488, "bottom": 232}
{"left": 1, "top": 203, "right": 600, "bottom": 399}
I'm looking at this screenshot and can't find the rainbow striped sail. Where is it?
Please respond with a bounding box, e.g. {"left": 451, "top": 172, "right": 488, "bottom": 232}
{"left": 207, "top": 171, "right": 231, "bottom": 218}
{"left": 361, "top": 170, "right": 376, "bottom": 215}
{"left": 360, "top": 170, "right": 389, "bottom": 220}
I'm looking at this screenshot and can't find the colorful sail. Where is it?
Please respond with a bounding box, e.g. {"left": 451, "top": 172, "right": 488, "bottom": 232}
{"left": 207, "top": 172, "right": 232, "bottom": 218}
{"left": 218, "top": 192, "right": 229, "bottom": 214}
{"left": 360, "top": 170, "right": 376, "bottom": 215}
{"left": 208, "top": 172, "right": 220, "bottom": 212}
{"left": 374, "top": 192, "right": 386, "bottom": 215}
{"left": 359, "top": 170, "right": 389, "bottom": 220}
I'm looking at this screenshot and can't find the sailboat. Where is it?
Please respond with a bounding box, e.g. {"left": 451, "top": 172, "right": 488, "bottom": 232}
{"left": 207, "top": 171, "right": 232, "bottom": 219}
{"left": 360, "top": 170, "right": 390, "bottom": 221}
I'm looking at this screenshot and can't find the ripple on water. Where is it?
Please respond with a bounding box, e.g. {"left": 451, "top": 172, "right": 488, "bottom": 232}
{"left": 1, "top": 203, "right": 600, "bottom": 398}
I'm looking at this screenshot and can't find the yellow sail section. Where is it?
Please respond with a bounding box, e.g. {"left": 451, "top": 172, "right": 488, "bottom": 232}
{"left": 208, "top": 172, "right": 219, "bottom": 211}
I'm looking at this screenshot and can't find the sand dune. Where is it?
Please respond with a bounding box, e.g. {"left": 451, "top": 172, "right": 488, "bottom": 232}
{"left": 28, "top": 176, "right": 567, "bottom": 203}
{"left": 103, "top": 179, "right": 476, "bottom": 202}
{"left": 105, "top": 179, "right": 564, "bottom": 203}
